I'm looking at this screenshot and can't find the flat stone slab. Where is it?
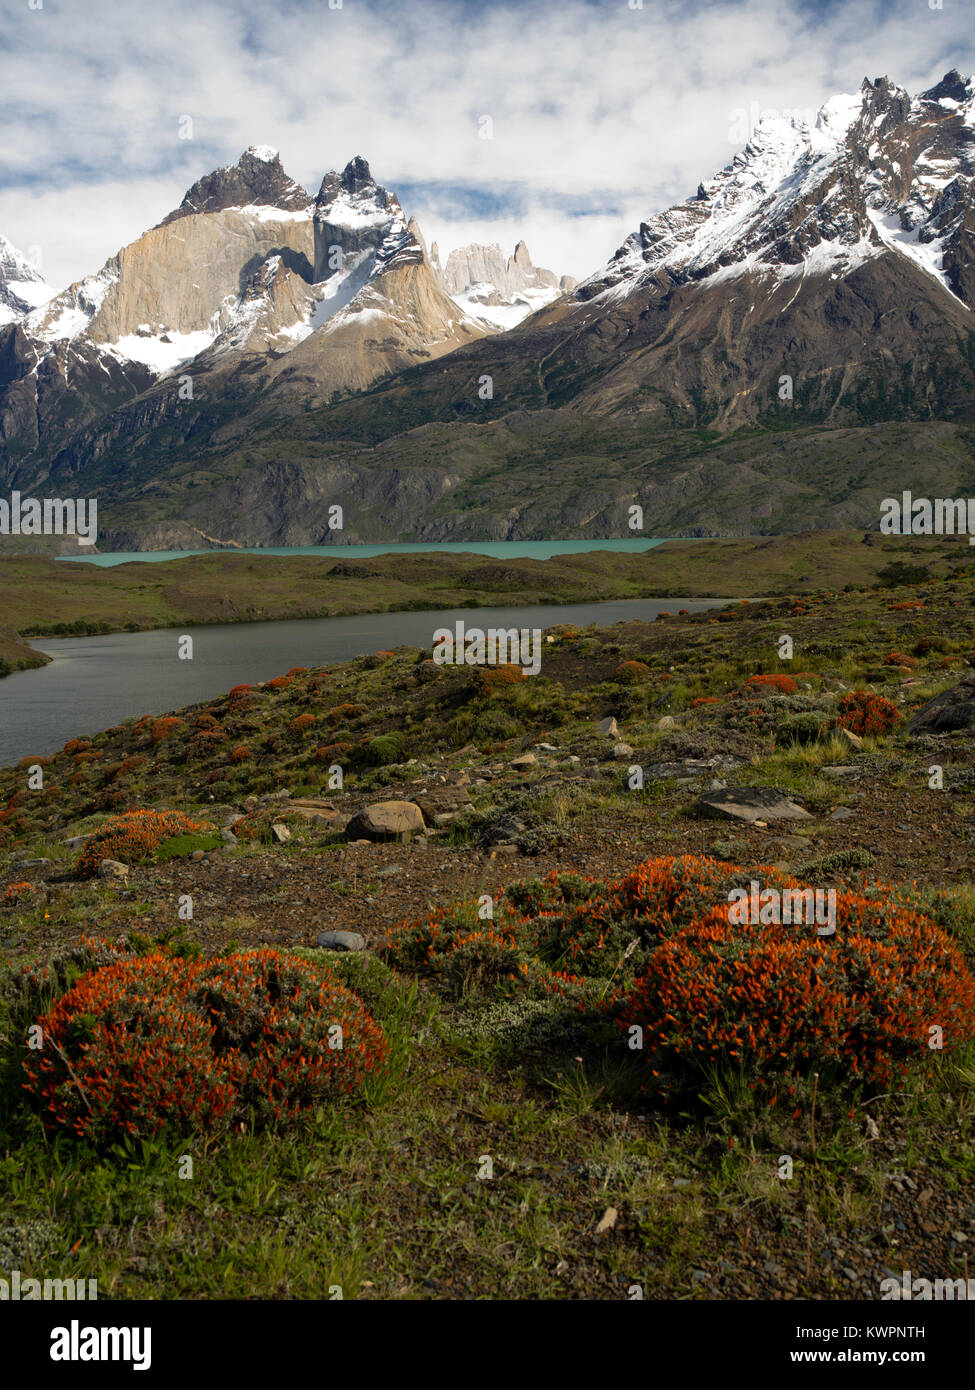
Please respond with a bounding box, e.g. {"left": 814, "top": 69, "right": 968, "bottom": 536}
{"left": 698, "top": 786, "right": 813, "bottom": 822}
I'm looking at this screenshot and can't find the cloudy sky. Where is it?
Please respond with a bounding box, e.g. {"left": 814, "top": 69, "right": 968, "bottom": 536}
{"left": 0, "top": 0, "right": 972, "bottom": 290}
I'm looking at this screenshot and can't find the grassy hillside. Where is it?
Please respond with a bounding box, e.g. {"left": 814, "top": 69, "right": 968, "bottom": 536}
{"left": 0, "top": 532, "right": 969, "bottom": 653}
{"left": 0, "top": 566, "right": 973, "bottom": 1300}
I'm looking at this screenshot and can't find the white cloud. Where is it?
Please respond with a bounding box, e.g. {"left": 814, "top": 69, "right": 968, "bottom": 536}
{"left": 0, "top": 0, "right": 971, "bottom": 289}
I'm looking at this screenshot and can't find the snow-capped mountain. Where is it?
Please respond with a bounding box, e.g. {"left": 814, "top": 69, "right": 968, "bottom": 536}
{"left": 431, "top": 240, "right": 576, "bottom": 329}
{"left": 0, "top": 234, "right": 52, "bottom": 326}
{"left": 580, "top": 69, "right": 974, "bottom": 312}
{"left": 3, "top": 70, "right": 975, "bottom": 548}
{"left": 0, "top": 149, "right": 491, "bottom": 485}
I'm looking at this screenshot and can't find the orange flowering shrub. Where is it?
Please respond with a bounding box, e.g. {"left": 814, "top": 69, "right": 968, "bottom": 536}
{"left": 623, "top": 892, "right": 975, "bottom": 1086}
{"left": 267, "top": 675, "right": 293, "bottom": 691}
{"left": 286, "top": 667, "right": 309, "bottom": 676}
{"left": 112, "top": 755, "right": 148, "bottom": 781}
{"left": 230, "top": 745, "right": 251, "bottom": 762}
{"left": 326, "top": 703, "right": 361, "bottom": 725}
{"left": 884, "top": 652, "right": 916, "bottom": 667}
{"left": 151, "top": 717, "right": 185, "bottom": 746}
{"left": 315, "top": 742, "right": 353, "bottom": 762}
{"left": 290, "top": 713, "right": 316, "bottom": 734}
{"left": 474, "top": 663, "right": 525, "bottom": 696}
{"left": 833, "top": 690, "right": 901, "bottom": 738}
{"left": 691, "top": 697, "right": 720, "bottom": 707}
{"left": 746, "top": 674, "right": 798, "bottom": 695}
{"left": 76, "top": 809, "right": 211, "bottom": 876}
{"left": 614, "top": 660, "right": 652, "bottom": 684}
{"left": 21, "top": 947, "right": 387, "bottom": 1142}
{"left": 381, "top": 854, "right": 975, "bottom": 1086}
{"left": 228, "top": 684, "right": 251, "bottom": 698}
{"left": 63, "top": 738, "right": 91, "bottom": 755}
{"left": 4, "top": 881, "right": 36, "bottom": 902}
{"left": 888, "top": 601, "right": 923, "bottom": 611}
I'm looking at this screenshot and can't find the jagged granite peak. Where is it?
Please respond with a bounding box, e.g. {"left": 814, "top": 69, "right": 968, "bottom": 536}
{"left": 0, "top": 233, "right": 51, "bottom": 325}
{"left": 160, "top": 146, "right": 313, "bottom": 225}
{"left": 439, "top": 240, "right": 569, "bottom": 328}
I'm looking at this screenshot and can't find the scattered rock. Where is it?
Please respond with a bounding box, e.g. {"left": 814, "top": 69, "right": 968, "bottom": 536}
{"left": 699, "top": 787, "right": 813, "bottom": 823}
{"left": 612, "top": 743, "right": 635, "bottom": 760}
{"left": 315, "top": 930, "right": 366, "bottom": 951}
{"left": 270, "top": 823, "right": 291, "bottom": 844}
{"left": 597, "top": 717, "right": 619, "bottom": 738}
{"left": 346, "top": 801, "right": 426, "bottom": 841}
{"left": 16, "top": 857, "right": 51, "bottom": 868}
{"left": 61, "top": 835, "right": 91, "bottom": 851}
{"left": 830, "top": 806, "right": 857, "bottom": 821}
{"left": 657, "top": 716, "right": 676, "bottom": 730}
{"left": 98, "top": 859, "right": 129, "bottom": 880}
{"left": 595, "top": 1207, "right": 618, "bottom": 1235}
{"left": 511, "top": 753, "right": 537, "bottom": 770}
{"left": 822, "top": 766, "right": 859, "bottom": 778}
{"left": 906, "top": 676, "right": 975, "bottom": 734}
{"left": 839, "top": 727, "right": 863, "bottom": 749}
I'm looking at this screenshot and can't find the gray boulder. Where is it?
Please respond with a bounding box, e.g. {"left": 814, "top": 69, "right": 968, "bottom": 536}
{"left": 906, "top": 677, "right": 975, "bottom": 734}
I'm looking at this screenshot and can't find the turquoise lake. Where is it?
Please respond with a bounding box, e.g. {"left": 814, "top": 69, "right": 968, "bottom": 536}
{"left": 56, "top": 538, "right": 673, "bottom": 567}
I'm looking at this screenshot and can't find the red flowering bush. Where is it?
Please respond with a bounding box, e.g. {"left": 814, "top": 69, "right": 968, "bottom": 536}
{"left": 833, "top": 690, "right": 901, "bottom": 738}
{"left": 883, "top": 652, "right": 916, "bottom": 667}
{"left": 4, "top": 881, "right": 36, "bottom": 902}
{"left": 746, "top": 674, "right": 798, "bottom": 695}
{"left": 315, "top": 742, "right": 353, "bottom": 762}
{"left": 230, "top": 745, "right": 251, "bottom": 762}
{"left": 151, "top": 717, "right": 185, "bottom": 746}
{"left": 691, "top": 697, "right": 720, "bottom": 707}
{"left": 76, "top": 809, "right": 212, "bottom": 876}
{"left": 21, "top": 947, "right": 387, "bottom": 1142}
{"left": 289, "top": 713, "right": 316, "bottom": 734}
{"left": 623, "top": 892, "right": 975, "bottom": 1086}
{"left": 474, "top": 664, "right": 524, "bottom": 695}
{"left": 112, "top": 755, "right": 148, "bottom": 781}
{"left": 614, "top": 660, "right": 652, "bottom": 684}
{"left": 381, "top": 853, "right": 975, "bottom": 1087}
{"left": 267, "top": 675, "right": 293, "bottom": 691}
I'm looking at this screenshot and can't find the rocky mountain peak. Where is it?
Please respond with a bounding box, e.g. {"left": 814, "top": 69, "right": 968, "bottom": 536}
{"left": 921, "top": 69, "right": 972, "bottom": 104}
{"left": 0, "top": 232, "right": 51, "bottom": 325}
{"left": 579, "top": 66, "right": 975, "bottom": 309}
{"left": 161, "top": 147, "right": 312, "bottom": 226}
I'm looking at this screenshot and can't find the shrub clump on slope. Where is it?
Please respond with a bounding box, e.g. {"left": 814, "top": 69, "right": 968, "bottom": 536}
{"left": 75, "top": 809, "right": 213, "bottom": 877}
{"left": 21, "top": 944, "right": 387, "bottom": 1143}
{"left": 380, "top": 856, "right": 975, "bottom": 1088}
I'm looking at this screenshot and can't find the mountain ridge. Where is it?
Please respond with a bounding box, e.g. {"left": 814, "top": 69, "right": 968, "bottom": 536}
{"left": 2, "top": 68, "right": 974, "bottom": 547}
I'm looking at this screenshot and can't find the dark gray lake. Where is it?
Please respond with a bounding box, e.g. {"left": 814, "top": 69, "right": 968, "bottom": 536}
{"left": 0, "top": 598, "right": 728, "bottom": 765}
